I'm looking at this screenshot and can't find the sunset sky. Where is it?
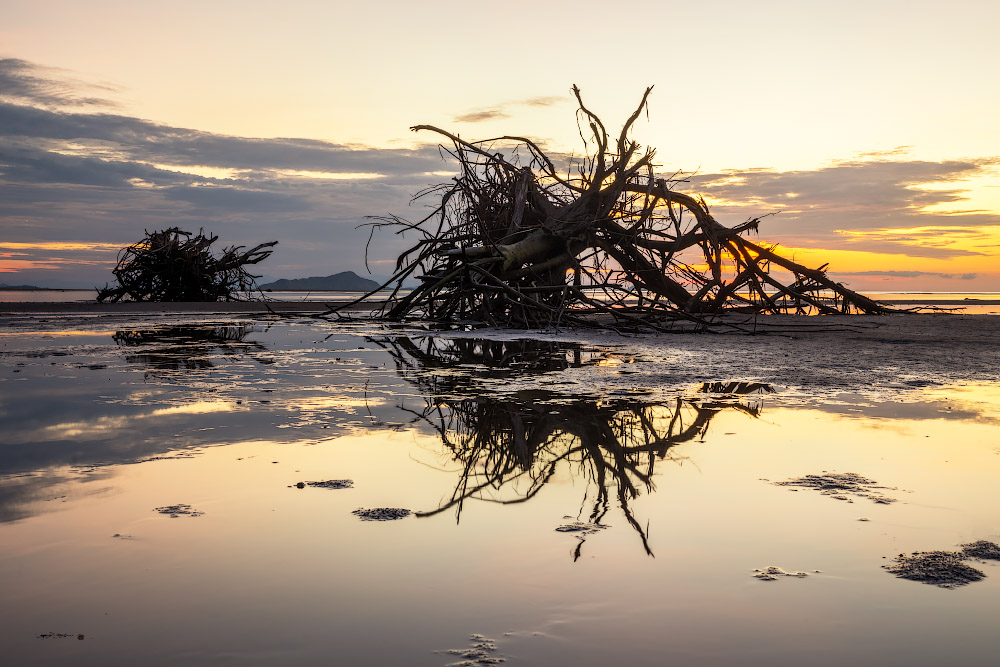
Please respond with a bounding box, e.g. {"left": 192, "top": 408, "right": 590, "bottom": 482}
{"left": 2, "top": 0, "right": 999, "bottom": 290}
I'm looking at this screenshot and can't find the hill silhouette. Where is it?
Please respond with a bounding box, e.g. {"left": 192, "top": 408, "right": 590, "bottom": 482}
{"left": 259, "top": 271, "right": 379, "bottom": 291}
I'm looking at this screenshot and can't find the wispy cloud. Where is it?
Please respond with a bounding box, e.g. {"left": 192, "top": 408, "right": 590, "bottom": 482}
{"left": 453, "top": 94, "right": 569, "bottom": 123}
{"left": 0, "top": 103, "right": 447, "bottom": 179}
{"left": 453, "top": 109, "right": 509, "bottom": 123}
{"left": 518, "top": 96, "right": 564, "bottom": 107}
{"left": 0, "top": 58, "right": 120, "bottom": 109}
{"left": 835, "top": 270, "right": 978, "bottom": 280}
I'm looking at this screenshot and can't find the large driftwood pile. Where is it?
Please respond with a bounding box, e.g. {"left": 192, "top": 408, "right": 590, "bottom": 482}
{"left": 346, "top": 86, "right": 888, "bottom": 331}
{"left": 97, "top": 228, "right": 276, "bottom": 303}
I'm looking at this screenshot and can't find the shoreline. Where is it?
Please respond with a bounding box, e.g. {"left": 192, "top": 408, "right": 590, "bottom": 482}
{"left": 3, "top": 298, "right": 1000, "bottom": 316}
{"left": 0, "top": 300, "right": 379, "bottom": 315}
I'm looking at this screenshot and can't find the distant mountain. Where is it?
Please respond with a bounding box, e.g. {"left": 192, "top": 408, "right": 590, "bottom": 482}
{"left": 259, "top": 271, "right": 381, "bottom": 291}
{"left": 0, "top": 282, "right": 43, "bottom": 289}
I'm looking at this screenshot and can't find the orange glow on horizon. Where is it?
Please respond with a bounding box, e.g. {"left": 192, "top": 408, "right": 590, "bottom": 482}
{"left": 1, "top": 259, "right": 64, "bottom": 272}
{"left": 0, "top": 241, "right": 123, "bottom": 251}
{"left": 771, "top": 244, "right": 999, "bottom": 286}
{"left": 835, "top": 225, "right": 1000, "bottom": 257}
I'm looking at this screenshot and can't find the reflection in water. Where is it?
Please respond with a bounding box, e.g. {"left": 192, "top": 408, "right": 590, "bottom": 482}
{"left": 374, "top": 335, "right": 600, "bottom": 397}
{"left": 4, "top": 318, "right": 1000, "bottom": 666}
{"left": 113, "top": 324, "right": 272, "bottom": 372}
{"left": 375, "top": 335, "right": 772, "bottom": 558}
{"left": 699, "top": 381, "right": 776, "bottom": 396}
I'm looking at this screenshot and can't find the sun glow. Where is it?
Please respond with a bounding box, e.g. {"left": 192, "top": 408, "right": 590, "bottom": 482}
{"left": 771, "top": 244, "right": 999, "bottom": 283}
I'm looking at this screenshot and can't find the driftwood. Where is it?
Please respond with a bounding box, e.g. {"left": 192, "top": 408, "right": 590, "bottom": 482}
{"left": 97, "top": 228, "right": 276, "bottom": 303}
{"left": 340, "top": 86, "right": 889, "bottom": 331}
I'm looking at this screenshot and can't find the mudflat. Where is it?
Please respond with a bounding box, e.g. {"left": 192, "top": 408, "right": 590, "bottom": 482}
{"left": 1, "top": 310, "right": 998, "bottom": 667}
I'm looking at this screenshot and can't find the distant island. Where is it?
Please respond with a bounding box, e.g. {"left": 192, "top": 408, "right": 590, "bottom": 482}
{"left": 258, "top": 271, "right": 381, "bottom": 291}
{"left": 0, "top": 282, "right": 43, "bottom": 290}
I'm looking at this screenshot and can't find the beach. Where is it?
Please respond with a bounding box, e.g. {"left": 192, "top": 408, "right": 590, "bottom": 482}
{"left": 1, "top": 305, "right": 999, "bottom": 666}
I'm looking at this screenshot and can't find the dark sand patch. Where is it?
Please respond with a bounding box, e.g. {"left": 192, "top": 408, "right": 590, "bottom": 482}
{"left": 292, "top": 479, "right": 354, "bottom": 490}
{"left": 439, "top": 634, "right": 505, "bottom": 665}
{"left": 153, "top": 504, "right": 204, "bottom": 518}
{"left": 883, "top": 551, "right": 986, "bottom": 588}
{"left": 768, "top": 471, "right": 900, "bottom": 504}
{"left": 555, "top": 520, "right": 608, "bottom": 535}
{"left": 961, "top": 540, "right": 1000, "bottom": 561}
{"left": 352, "top": 507, "right": 411, "bottom": 521}
{"left": 752, "top": 566, "right": 810, "bottom": 581}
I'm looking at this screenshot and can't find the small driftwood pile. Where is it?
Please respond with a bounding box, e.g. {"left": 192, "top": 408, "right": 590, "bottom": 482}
{"left": 97, "top": 228, "right": 276, "bottom": 302}
{"left": 348, "top": 86, "right": 888, "bottom": 331}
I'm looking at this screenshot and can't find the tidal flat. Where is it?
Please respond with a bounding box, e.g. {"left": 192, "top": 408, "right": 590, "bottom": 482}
{"left": 1, "top": 310, "right": 999, "bottom": 666}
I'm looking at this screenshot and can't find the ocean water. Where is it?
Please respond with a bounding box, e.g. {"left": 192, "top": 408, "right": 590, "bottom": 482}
{"left": 1, "top": 314, "right": 998, "bottom": 666}
{"left": 0, "top": 290, "right": 387, "bottom": 303}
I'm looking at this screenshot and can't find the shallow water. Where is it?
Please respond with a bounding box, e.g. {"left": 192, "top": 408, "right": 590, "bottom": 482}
{"left": 1, "top": 315, "right": 998, "bottom": 666}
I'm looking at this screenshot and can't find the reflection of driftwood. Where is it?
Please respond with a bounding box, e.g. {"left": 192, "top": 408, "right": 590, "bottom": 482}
{"left": 113, "top": 325, "right": 270, "bottom": 372}
{"left": 98, "top": 228, "right": 276, "bottom": 302}
{"left": 700, "top": 381, "right": 775, "bottom": 395}
{"left": 371, "top": 335, "right": 595, "bottom": 398}
{"left": 417, "top": 395, "right": 732, "bottom": 558}
{"left": 374, "top": 334, "right": 770, "bottom": 558}
{"left": 337, "top": 87, "right": 888, "bottom": 331}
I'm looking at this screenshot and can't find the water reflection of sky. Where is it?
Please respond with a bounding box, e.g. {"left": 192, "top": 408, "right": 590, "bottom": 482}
{"left": 1, "top": 315, "right": 999, "bottom": 666}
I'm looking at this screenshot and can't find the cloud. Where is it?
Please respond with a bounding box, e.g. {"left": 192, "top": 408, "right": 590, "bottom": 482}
{"left": 0, "top": 102, "right": 446, "bottom": 177}
{"left": 453, "top": 95, "right": 568, "bottom": 123}
{"left": 688, "top": 157, "right": 1000, "bottom": 258}
{"left": 834, "top": 270, "right": 979, "bottom": 280}
{"left": 162, "top": 185, "right": 313, "bottom": 213}
{"left": 518, "top": 96, "right": 565, "bottom": 107}
{"left": 0, "top": 58, "right": 120, "bottom": 109}
{"left": 0, "top": 60, "right": 465, "bottom": 286}
{"left": 454, "top": 109, "right": 509, "bottom": 123}
{"left": 851, "top": 146, "right": 914, "bottom": 160}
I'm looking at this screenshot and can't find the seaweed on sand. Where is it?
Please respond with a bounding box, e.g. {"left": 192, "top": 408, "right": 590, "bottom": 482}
{"left": 883, "top": 551, "right": 986, "bottom": 589}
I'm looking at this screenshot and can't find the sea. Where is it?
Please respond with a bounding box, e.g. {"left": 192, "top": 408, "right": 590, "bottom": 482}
{"left": 3, "top": 289, "right": 999, "bottom": 314}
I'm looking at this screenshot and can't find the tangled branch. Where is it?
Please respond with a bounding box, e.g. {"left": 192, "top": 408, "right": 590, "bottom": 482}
{"left": 97, "top": 228, "right": 276, "bottom": 303}
{"left": 338, "top": 86, "right": 889, "bottom": 331}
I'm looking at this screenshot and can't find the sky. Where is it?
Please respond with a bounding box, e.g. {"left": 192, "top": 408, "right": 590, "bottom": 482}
{"left": 1, "top": 0, "right": 999, "bottom": 291}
